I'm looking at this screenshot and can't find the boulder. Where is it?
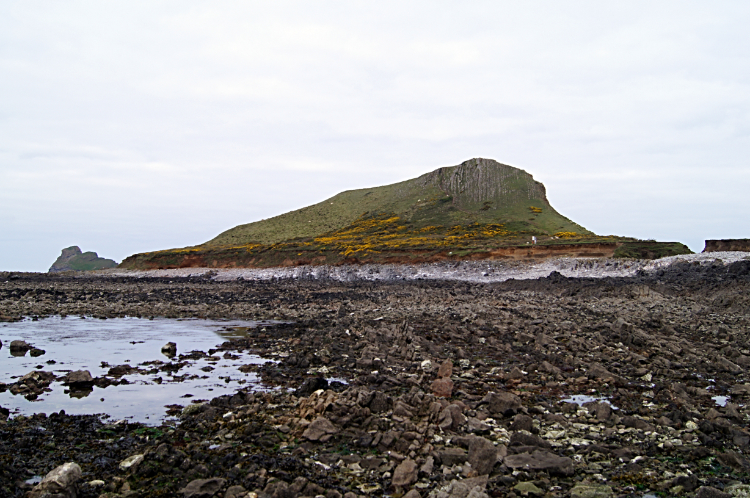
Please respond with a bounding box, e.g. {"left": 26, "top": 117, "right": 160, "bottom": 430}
{"left": 161, "top": 342, "right": 177, "bottom": 357}
{"left": 503, "top": 450, "right": 574, "bottom": 476}
{"left": 509, "top": 432, "right": 551, "bottom": 449}
{"left": 225, "top": 486, "right": 248, "bottom": 498}
{"left": 66, "top": 370, "right": 94, "bottom": 385}
{"left": 509, "top": 414, "right": 534, "bottom": 432}
{"left": 9, "top": 340, "right": 31, "bottom": 356}
{"left": 695, "top": 487, "right": 731, "bottom": 498}
{"left": 27, "top": 462, "right": 82, "bottom": 498}
{"left": 507, "top": 366, "right": 525, "bottom": 380}
{"left": 369, "top": 391, "right": 391, "bottom": 413}
{"left": 119, "top": 454, "right": 144, "bottom": 471}
{"left": 295, "top": 376, "right": 328, "bottom": 397}
{"left": 437, "top": 359, "right": 453, "bottom": 378}
{"left": 467, "top": 436, "right": 499, "bottom": 475}
{"left": 438, "top": 404, "right": 466, "bottom": 431}
{"left": 302, "top": 416, "right": 337, "bottom": 441}
{"left": 430, "top": 476, "right": 488, "bottom": 498}
{"left": 439, "top": 447, "right": 468, "bottom": 467}
{"left": 514, "top": 481, "right": 543, "bottom": 497}
{"left": 482, "top": 391, "right": 522, "bottom": 417}
{"left": 392, "top": 458, "right": 418, "bottom": 487}
{"left": 182, "top": 478, "right": 227, "bottom": 498}
{"left": 431, "top": 377, "right": 454, "bottom": 397}
{"left": 570, "top": 484, "right": 613, "bottom": 498}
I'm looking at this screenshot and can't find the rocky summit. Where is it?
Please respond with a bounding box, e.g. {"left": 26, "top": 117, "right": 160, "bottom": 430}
{"left": 1, "top": 256, "right": 750, "bottom": 497}
{"left": 48, "top": 246, "right": 117, "bottom": 273}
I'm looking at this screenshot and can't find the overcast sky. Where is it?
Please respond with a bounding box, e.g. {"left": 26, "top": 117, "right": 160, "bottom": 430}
{"left": 2, "top": 2, "right": 749, "bottom": 271}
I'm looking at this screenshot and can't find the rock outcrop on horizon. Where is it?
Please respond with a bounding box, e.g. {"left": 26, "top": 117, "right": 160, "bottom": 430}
{"left": 48, "top": 246, "right": 117, "bottom": 273}
{"left": 704, "top": 239, "right": 750, "bottom": 252}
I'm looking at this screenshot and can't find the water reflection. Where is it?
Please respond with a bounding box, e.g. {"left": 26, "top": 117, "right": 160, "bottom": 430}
{"left": 0, "top": 316, "right": 281, "bottom": 423}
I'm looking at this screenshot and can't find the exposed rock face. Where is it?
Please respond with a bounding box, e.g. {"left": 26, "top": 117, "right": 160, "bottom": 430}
{"left": 423, "top": 158, "right": 548, "bottom": 211}
{"left": 49, "top": 246, "right": 117, "bottom": 273}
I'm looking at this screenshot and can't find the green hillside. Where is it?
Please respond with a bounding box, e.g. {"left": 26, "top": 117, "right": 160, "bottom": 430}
{"left": 207, "top": 158, "right": 588, "bottom": 247}
{"left": 123, "top": 158, "right": 678, "bottom": 269}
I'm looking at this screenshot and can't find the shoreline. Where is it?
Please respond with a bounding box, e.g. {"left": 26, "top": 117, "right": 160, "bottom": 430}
{"left": 2, "top": 255, "right": 750, "bottom": 497}
{"left": 8, "top": 251, "right": 750, "bottom": 285}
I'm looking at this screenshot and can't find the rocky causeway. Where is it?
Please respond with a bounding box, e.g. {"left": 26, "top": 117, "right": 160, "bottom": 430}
{"left": 1, "top": 252, "right": 750, "bottom": 498}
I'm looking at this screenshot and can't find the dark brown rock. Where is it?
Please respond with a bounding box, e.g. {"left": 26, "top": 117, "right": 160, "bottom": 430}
{"left": 482, "top": 391, "right": 522, "bottom": 417}
{"left": 437, "top": 359, "right": 453, "bottom": 378}
{"left": 302, "top": 416, "right": 337, "bottom": 441}
{"left": 504, "top": 450, "right": 574, "bottom": 476}
{"left": 439, "top": 447, "right": 468, "bottom": 466}
{"left": 695, "top": 487, "right": 731, "bottom": 498}
{"left": 509, "top": 414, "right": 534, "bottom": 432}
{"left": 65, "top": 370, "right": 93, "bottom": 385}
{"left": 431, "top": 377, "right": 454, "bottom": 397}
{"left": 392, "top": 458, "right": 418, "bottom": 487}
{"left": 438, "top": 403, "right": 466, "bottom": 431}
{"left": 468, "top": 436, "right": 498, "bottom": 475}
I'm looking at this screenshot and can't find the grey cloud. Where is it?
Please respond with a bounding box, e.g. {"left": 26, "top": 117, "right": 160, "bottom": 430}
{"left": 1, "top": 1, "right": 749, "bottom": 270}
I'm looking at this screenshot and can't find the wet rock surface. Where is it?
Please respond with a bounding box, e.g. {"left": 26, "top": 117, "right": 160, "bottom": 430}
{"left": 0, "top": 258, "right": 750, "bottom": 496}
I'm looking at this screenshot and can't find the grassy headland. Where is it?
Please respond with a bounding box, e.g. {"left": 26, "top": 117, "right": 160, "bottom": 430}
{"left": 120, "top": 158, "right": 691, "bottom": 269}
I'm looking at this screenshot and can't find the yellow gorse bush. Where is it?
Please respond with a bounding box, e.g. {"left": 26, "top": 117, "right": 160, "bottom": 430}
{"left": 311, "top": 214, "right": 513, "bottom": 256}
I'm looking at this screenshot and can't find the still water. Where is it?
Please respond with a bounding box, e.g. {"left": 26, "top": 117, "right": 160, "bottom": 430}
{"left": 0, "top": 316, "right": 277, "bottom": 424}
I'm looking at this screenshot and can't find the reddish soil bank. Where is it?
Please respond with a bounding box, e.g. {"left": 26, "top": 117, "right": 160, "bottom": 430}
{"left": 122, "top": 243, "right": 620, "bottom": 271}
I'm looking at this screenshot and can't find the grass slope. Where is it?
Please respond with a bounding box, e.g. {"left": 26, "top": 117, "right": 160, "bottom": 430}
{"left": 205, "top": 158, "right": 588, "bottom": 247}
{"left": 120, "top": 158, "right": 691, "bottom": 269}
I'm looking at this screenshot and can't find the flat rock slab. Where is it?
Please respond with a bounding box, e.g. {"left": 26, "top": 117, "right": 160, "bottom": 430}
{"left": 301, "top": 416, "right": 337, "bottom": 441}
{"left": 503, "top": 450, "right": 574, "bottom": 476}
{"left": 570, "top": 484, "right": 614, "bottom": 498}
{"left": 482, "top": 391, "right": 522, "bottom": 417}
{"left": 182, "top": 478, "right": 226, "bottom": 498}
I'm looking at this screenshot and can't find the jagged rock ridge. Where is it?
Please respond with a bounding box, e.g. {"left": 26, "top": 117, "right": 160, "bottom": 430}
{"left": 49, "top": 246, "right": 118, "bottom": 273}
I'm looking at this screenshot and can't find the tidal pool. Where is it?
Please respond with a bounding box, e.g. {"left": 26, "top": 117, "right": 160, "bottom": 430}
{"left": 561, "top": 394, "right": 618, "bottom": 409}
{"left": 0, "top": 316, "right": 279, "bottom": 424}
